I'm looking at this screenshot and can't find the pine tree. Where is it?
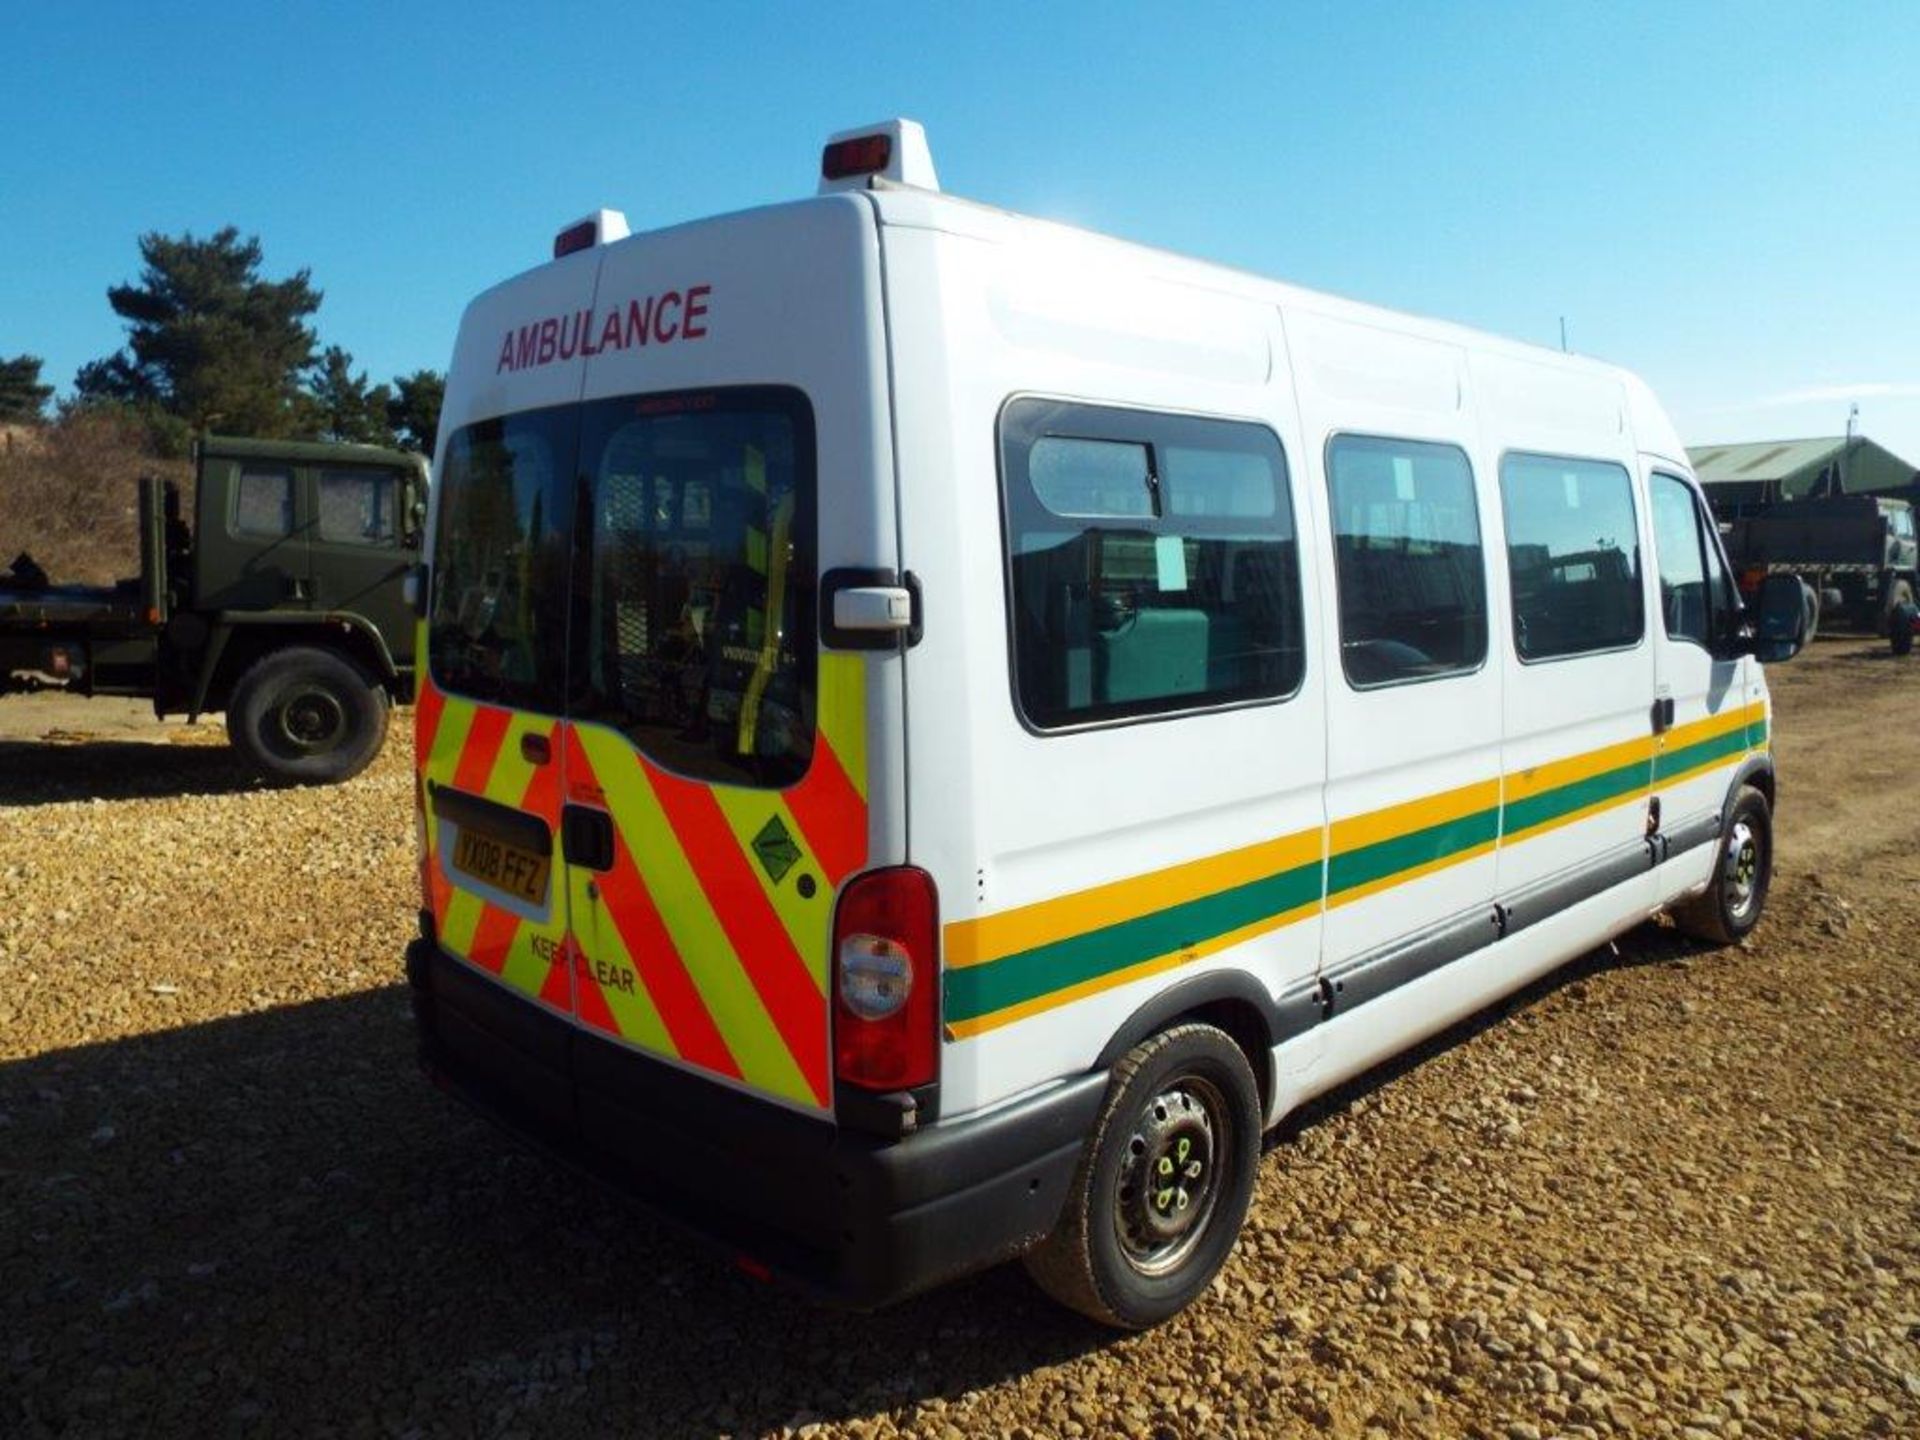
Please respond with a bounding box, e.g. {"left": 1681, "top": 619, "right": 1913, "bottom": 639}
{"left": 386, "top": 369, "right": 445, "bottom": 455}
{"left": 74, "top": 227, "right": 321, "bottom": 438}
{"left": 0, "top": 355, "right": 54, "bottom": 424}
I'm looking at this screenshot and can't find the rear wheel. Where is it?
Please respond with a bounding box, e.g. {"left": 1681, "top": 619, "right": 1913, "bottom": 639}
{"left": 227, "top": 646, "right": 390, "bottom": 785}
{"left": 1023, "top": 1023, "right": 1260, "bottom": 1329}
{"left": 1890, "top": 601, "right": 1917, "bottom": 657}
{"left": 1882, "top": 580, "right": 1915, "bottom": 640}
{"left": 1673, "top": 784, "right": 1772, "bottom": 945}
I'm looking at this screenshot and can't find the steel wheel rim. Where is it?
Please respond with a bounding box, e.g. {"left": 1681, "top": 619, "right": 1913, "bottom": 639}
{"left": 274, "top": 686, "right": 347, "bottom": 754}
{"left": 1113, "top": 1075, "right": 1229, "bottom": 1277}
{"left": 1723, "top": 819, "right": 1760, "bottom": 919}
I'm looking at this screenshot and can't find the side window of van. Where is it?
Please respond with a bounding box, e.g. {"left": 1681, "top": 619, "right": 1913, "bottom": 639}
{"left": 1499, "top": 453, "right": 1644, "bottom": 661}
{"left": 1000, "top": 399, "right": 1304, "bottom": 730}
{"left": 1326, "top": 435, "right": 1487, "bottom": 687}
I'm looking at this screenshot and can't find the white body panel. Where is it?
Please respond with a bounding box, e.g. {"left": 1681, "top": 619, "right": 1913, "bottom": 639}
{"left": 430, "top": 170, "right": 1773, "bottom": 1139}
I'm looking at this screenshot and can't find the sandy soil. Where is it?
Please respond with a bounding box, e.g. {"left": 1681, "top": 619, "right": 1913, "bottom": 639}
{"left": 1, "top": 640, "right": 1916, "bottom": 1438}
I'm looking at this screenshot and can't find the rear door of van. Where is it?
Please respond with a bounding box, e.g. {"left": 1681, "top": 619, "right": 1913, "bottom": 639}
{"left": 560, "top": 198, "right": 900, "bottom": 1117}
{"left": 418, "top": 251, "right": 600, "bottom": 1039}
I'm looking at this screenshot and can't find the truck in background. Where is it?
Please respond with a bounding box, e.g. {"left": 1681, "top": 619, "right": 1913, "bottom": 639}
{"left": 1723, "top": 493, "right": 1919, "bottom": 652}
{"left": 0, "top": 436, "right": 427, "bottom": 782}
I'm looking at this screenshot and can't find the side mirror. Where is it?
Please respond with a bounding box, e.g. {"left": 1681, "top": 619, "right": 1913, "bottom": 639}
{"left": 1751, "top": 573, "right": 1809, "bottom": 663}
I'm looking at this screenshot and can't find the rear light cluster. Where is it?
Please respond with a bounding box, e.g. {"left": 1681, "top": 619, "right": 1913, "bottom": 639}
{"left": 832, "top": 867, "right": 939, "bottom": 1091}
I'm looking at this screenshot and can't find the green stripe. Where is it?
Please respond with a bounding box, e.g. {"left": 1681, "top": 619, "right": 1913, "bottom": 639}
{"left": 948, "top": 721, "right": 1764, "bottom": 1029}
{"left": 1500, "top": 757, "right": 1650, "bottom": 838}
{"left": 1327, "top": 808, "right": 1500, "bottom": 897}
{"left": 944, "top": 860, "right": 1322, "bottom": 1025}
{"left": 1653, "top": 725, "right": 1751, "bottom": 782}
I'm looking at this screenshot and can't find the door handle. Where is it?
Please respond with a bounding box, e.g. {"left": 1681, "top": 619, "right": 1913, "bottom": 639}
{"left": 1650, "top": 696, "right": 1675, "bottom": 733}
{"left": 561, "top": 804, "right": 615, "bottom": 872}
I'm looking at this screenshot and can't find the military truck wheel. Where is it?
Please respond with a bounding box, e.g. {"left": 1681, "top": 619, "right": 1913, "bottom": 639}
{"left": 1023, "top": 1023, "right": 1261, "bottom": 1330}
{"left": 1672, "top": 785, "right": 1772, "bottom": 946}
{"left": 1892, "top": 603, "right": 1917, "bottom": 657}
{"left": 228, "top": 646, "right": 390, "bottom": 785}
{"left": 1882, "top": 580, "right": 1915, "bottom": 639}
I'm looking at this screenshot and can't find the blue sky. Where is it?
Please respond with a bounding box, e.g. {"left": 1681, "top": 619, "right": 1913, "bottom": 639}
{"left": 6, "top": 3, "right": 1917, "bottom": 459}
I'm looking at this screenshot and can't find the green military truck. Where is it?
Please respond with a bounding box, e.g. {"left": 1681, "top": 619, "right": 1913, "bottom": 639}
{"left": 0, "top": 436, "right": 427, "bottom": 783}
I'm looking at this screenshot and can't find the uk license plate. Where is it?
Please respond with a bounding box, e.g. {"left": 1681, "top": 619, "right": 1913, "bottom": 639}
{"left": 450, "top": 827, "right": 549, "bottom": 904}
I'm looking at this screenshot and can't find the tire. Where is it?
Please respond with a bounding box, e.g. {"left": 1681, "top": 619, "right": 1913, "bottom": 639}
{"left": 1892, "top": 603, "right": 1917, "bottom": 657}
{"left": 227, "top": 646, "right": 390, "bottom": 785}
{"left": 1882, "top": 580, "right": 1915, "bottom": 638}
{"left": 1672, "top": 784, "right": 1773, "bottom": 945}
{"left": 1023, "top": 1023, "right": 1261, "bottom": 1330}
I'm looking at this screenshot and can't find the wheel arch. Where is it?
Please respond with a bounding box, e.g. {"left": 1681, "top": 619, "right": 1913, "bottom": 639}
{"left": 1724, "top": 753, "right": 1774, "bottom": 825}
{"left": 193, "top": 615, "right": 399, "bottom": 716}
{"left": 1093, "top": 970, "right": 1281, "bottom": 1118}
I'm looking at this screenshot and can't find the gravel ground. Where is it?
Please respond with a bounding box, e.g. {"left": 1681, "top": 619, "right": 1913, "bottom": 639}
{"left": 2, "top": 641, "right": 1917, "bottom": 1439}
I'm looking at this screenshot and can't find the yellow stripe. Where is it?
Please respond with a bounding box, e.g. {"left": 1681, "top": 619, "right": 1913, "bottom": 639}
{"left": 1660, "top": 700, "right": 1767, "bottom": 754}
{"left": 568, "top": 867, "right": 674, "bottom": 1054}
{"left": 816, "top": 652, "right": 867, "bottom": 802}
{"left": 1329, "top": 777, "right": 1500, "bottom": 854}
{"left": 1503, "top": 732, "right": 1653, "bottom": 803}
{"left": 577, "top": 725, "right": 813, "bottom": 1106}
{"left": 711, "top": 787, "right": 833, "bottom": 988}
{"left": 943, "top": 706, "right": 1777, "bottom": 1038}
{"left": 440, "top": 887, "right": 484, "bottom": 955}
{"left": 426, "top": 696, "right": 476, "bottom": 784}
{"left": 946, "top": 827, "right": 1323, "bottom": 971}
{"left": 946, "top": 896, "right": 1322, "bottom": 1039}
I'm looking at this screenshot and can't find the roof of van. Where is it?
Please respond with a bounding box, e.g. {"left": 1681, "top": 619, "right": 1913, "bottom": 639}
{"left": 866, "top": 185, "right": 1638, "bottom": 383}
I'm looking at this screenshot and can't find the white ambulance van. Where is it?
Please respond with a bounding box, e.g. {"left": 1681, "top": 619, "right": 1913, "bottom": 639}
{"left": 405, "top": 120, "right": 1810, "bottom": 1328}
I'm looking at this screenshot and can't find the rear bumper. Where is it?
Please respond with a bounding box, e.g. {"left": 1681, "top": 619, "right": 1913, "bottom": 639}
{"left": 406, "top": 937, "right": 1104, "bottom": 1307}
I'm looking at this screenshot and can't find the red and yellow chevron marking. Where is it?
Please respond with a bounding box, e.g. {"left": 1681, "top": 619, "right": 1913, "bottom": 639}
{"left": 415, "top": 676, "right": 572, "bottom": 1015}
{"left": 411, "top": 652, "right": 871, "bottom": 1114}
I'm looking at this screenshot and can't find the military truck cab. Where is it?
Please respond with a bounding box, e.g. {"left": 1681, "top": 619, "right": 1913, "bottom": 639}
{"left": 0, "top": 435, "right": 427, "bottom": 782}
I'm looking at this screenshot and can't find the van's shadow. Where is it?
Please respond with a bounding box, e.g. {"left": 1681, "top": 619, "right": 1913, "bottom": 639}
{"left": 0, "top": 986, "right": 1108, "bottom": 1438}
{"left": 2, "top": 919, "right": 1702, "bottom": 1436}
{"left": 0, "top": 737, "right": 262, "bottom": 806}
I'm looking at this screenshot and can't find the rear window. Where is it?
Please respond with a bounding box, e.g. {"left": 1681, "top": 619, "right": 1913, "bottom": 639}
{"left": 429, "top": 406, "right": 577, "bottom": 711}
{"left": 575, "top": 388, "right": 817, "bottom": 789}
{"left": 429, "top": 389, "right": 816, "bottom": 789}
